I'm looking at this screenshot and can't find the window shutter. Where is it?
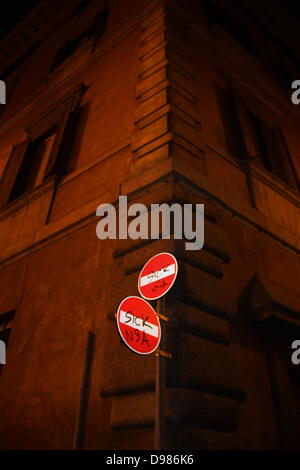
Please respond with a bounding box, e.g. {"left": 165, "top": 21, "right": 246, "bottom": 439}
{"left": 258, "top": 121, "right": 296, "bottom": 188}
{"left": 273, "top": 128, "right": 299, "bottom": 190}
{"left": 232, "top": 93, "right": 255, "bottom": 159}
{"left": 247, "top": 111, "right": 272, "bottom": 171}
{"left": 34, "top": 132, "right": 57, "bottom": 186}
{"left": 215, "top": 84, "right": 247, "bottom": 160}
{"left": 44, "top": 91, "right": 83, "bottom": 180}
{"left": 44, "top": 99, "right": 75, "bottom": 179}
{"left": 260, "top": 123, "right": 286, "bottom": 181}
{"left": 0, "top": 139, "right": 30, "bottom": 207}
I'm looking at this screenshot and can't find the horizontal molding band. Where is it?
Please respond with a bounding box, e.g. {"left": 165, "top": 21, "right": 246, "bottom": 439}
{"left": 0, "top": 169, "right": 298, "bottom": 269}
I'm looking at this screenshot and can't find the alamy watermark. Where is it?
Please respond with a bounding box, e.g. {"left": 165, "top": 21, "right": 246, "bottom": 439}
{"left": 0, "top": 340, "right": 6, "bottom": 365}
{"left": 291, "top": 80, "right": 300, "bottom": 105}
{"left": 291, "top": 340, "right": 300, "bottom": 365}
{"left": 0, "top": 80, "right": 6, "bottom": 104}
{"left": 96, "top": 196, "right": 204, "bottom": 250}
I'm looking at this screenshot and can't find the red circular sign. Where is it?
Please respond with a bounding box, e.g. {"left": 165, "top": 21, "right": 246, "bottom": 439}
{"left": 138, "top": 252, "right": 178, "bottom": 300}
{"left": 116, "top": 296, "right": 161, "bottom": 355}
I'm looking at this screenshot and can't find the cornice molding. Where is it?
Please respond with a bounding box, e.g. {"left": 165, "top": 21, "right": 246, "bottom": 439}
{"left": 0, "top": 168, "right": 299, "bottom": 270}
{"left": 0, "top": 0, "right": 163, "bottom": 138}
{"left": 205, "top": 144, "right": 300, "bottom": 209}
{"left": 0, "top": 1, "right": 71, "bottom": 70}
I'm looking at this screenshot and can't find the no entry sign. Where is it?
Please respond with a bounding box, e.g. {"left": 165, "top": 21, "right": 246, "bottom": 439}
{"left": 116, "top": 296, "right": 161, "bottom": 355}
{"left": 138, "top": 252, "right": 178, "bottom": 300}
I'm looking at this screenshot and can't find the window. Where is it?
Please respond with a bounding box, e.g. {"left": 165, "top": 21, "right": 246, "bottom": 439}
{"left": 215, "top": 84, "right": 247, "bottom": 160}
{"left": 204, "top": 0, "right": 257, "bottom": 57}
{"left": 8, "top": 128, "right": 57, "bottom": 203}
{"left": 50, "top": 5, "right": 108, "bottom": 72}
{"left": 0, "top": 84, "right": 86, "bottom": 207}
{"left": 0, "top": 310, "right": 15, "bottom": 367}
{"left": 204, "top": 1, "right": 300, "bottom": 90}
{"left": 246, "top": 107, "right": 298, "bottom": 188}
{"left": 288, "top": 370, "right": 300, "bottom": 425}
{"left": 216, "top": 83, "right": 298, "bottom": 190}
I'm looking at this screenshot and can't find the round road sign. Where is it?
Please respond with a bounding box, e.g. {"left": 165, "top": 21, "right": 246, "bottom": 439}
{"left": 116, "top": 296, "right": 161, "bottom": 355}
{"left": 138, "top": 252, "right": 178, "bottom": 300}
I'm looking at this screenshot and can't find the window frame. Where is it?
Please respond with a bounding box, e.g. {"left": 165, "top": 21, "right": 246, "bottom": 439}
{"left": 240, "top": 96, "right": 299, "bottom": 191}
{"left": 0, "top": 84, "right": 86, "bottom": 208}
{"left": 49, "top": 2, "right": 109, "bottom": 73}
{"left": 218, "top": 80, "right": 299, "bottom": 192}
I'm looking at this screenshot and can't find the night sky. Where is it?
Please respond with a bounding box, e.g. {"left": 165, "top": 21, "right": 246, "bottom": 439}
{"left": 0, "top": 0, "right": 300, "bottom": 42}
{"left": 285, "top": 0, "right": 300, "bottom": 20}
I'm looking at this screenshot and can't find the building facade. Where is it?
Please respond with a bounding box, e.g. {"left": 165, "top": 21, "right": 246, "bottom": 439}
{"left": 0, "top": 0, "right": 299, "bottom": 450}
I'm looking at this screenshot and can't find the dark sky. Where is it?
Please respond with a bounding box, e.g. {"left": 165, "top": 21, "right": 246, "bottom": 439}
{"left": 0, "top": 1, "right": 42, "bottom": 40}
{"left": 284, "top": 0, "right": 300, "bottom": 20}
{"left": 0, "top": 0, "right": 300, "bottom": 42}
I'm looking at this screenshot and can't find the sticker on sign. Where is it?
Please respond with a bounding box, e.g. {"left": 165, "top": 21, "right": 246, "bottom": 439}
{"left": 138, "top": 252, "right": 178, "bottom": 300}
{"left": 116, "top": 296, "right": 161, "bottom": 355}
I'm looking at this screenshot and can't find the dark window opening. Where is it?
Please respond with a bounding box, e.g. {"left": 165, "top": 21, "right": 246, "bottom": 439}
{"left": 0, "top": 87, "right": 86, "bottom": 208}
{"left": 215, "top": 84, "right": 247, "bottom": 160}
{"left": 288, "top": 370, "right": 300, "bottom": 422}
{"left": 8, "top": 127, "right": 56, "bottom": 203}
{"left": 50, "top": 103, "right": 90, "bottom": 177}
{"left": 215, "top": 84, "right": 298, "bottom": 189}
{"left": 203, "top": 1, "right": 257, "bottom": 57}
{"left": 204, "top": 0, "right": 300, "bottom": 90}
{"left": 246, "top": 109, "right": 296, "bottom": 187}
{"left": 247, "top": 110, "right": 273, "bottom": 172}
{"left": 50, "top": 6, "right": 108, "bottom": 72}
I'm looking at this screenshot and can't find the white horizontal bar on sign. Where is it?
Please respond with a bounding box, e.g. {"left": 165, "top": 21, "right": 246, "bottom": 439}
{"left": 140, "top": 263, "right": 176, "bottom": 287}
{"left": 119, "top": 310, "right": 159, "bottom": 338}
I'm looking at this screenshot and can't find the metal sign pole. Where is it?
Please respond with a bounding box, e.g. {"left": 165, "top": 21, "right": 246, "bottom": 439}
{"left": 131, "top": 251, "right": 177, "bottom": 450}
{"left": 155, "top": 297, "right": 166, "bottom": 450}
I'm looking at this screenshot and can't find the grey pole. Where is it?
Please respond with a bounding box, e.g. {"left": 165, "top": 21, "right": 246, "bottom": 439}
{"left": 155, "top": 298, "right": 166, "bottom": 450}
